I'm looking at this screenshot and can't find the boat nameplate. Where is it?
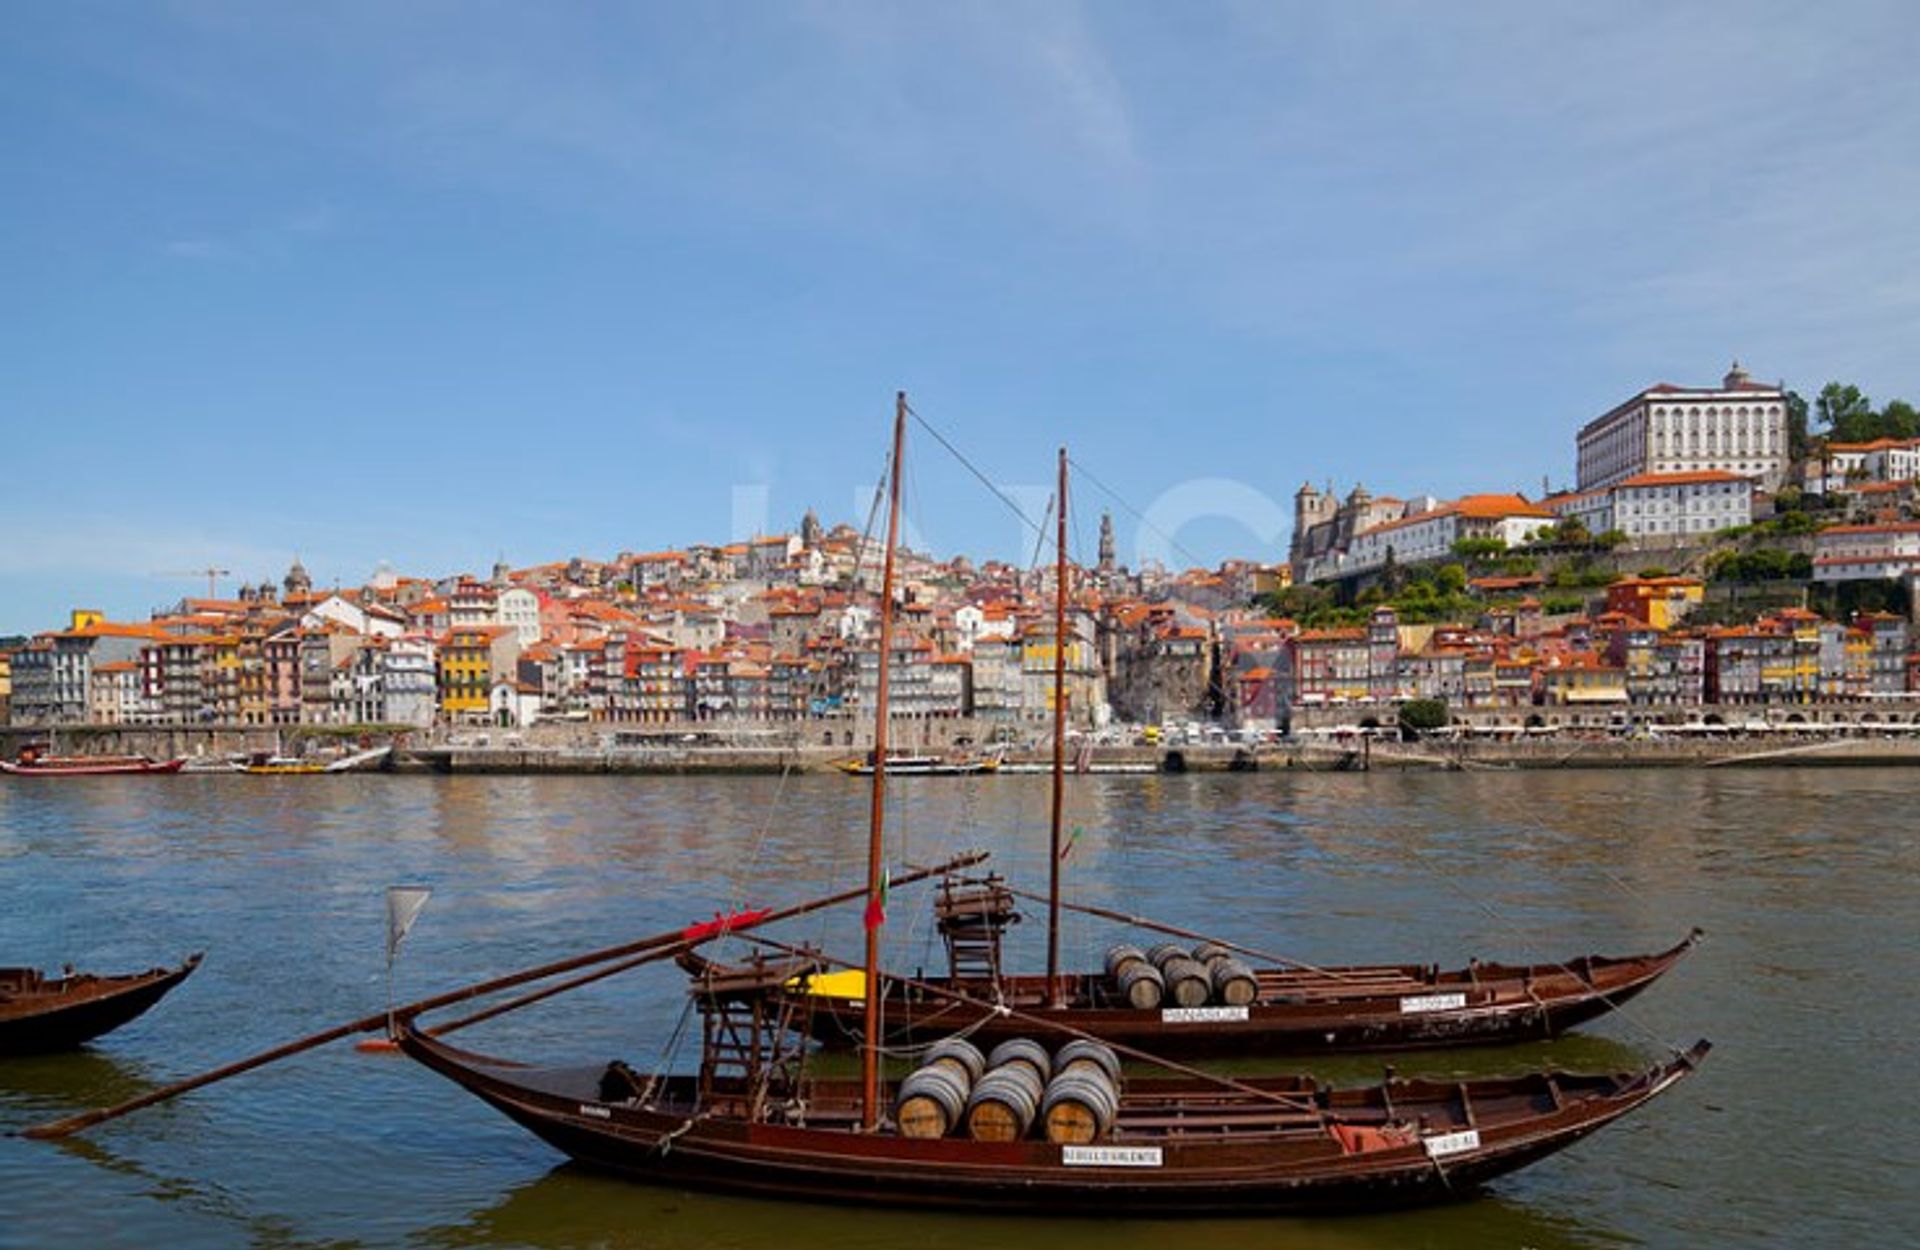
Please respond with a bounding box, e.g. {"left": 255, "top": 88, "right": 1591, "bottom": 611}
{"left": 1399, "top": 992, "right": 1468, "bottom": 1014}
{"left": 1160, "top": 1006, "right": 1249, "bottom": 1024}
{"left": 1062, "top": 1145, "right": 1164, "bottom": 1168}
{"left": 1423, "top": 1129, "right": 1480, "bottom": 1158}
{"left": 579, "top": 1104, "right": 611, "bottom": 1120}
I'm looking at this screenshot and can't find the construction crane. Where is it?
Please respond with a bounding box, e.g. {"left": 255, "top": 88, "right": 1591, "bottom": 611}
{"left": 155, "top": 567, "right": 232, "bottom": 599}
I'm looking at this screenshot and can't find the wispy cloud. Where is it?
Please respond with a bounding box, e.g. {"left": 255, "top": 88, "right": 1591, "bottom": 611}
{"left": 162, "top": 204, "right": 338, "bottom": 263}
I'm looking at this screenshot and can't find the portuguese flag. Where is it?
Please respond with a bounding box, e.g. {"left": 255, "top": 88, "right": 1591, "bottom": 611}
{"left": 863, "top": 868, "right": 890, "bottom": 932}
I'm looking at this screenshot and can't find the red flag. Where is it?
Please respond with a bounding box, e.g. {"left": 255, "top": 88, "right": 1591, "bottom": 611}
{"left": 863, "top": 869, "right": 890, "bottom": 932}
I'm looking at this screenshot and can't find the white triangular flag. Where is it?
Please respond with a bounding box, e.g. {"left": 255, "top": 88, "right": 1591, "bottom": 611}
{"left": 385, "top": 886, "right": 432, "bottom": 961}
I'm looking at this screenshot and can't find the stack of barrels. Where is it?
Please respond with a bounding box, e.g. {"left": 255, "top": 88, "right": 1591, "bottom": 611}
{"left": 894, "top": 1036, "right": 1123, "bottom": 1144}
{"left": 1106, "top": 941, "right": 1258, "bottom": 1009}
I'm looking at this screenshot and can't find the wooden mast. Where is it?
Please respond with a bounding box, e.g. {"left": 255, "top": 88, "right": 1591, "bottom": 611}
{"left": 1047, "top": 446, "right": 1068, "bottom": 1006}
{"left": 862, "top": 391, "right": 907, "bottom": 1131}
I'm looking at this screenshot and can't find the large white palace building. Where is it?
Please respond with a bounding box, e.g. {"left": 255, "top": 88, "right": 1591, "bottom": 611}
{"left": 1576, "top": 363, "right": 1789, "bottom": 493}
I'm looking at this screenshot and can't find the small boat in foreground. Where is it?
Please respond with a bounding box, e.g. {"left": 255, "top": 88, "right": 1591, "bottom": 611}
{"left": 0, "top": 955, "right": 203, "bottom": 1054}
{"left": 398, "top": 985, "right": 1708, "bottom": 1215}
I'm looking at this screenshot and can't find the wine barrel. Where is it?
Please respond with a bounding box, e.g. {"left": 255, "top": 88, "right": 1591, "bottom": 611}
{"left": 1054, "top": 1038, "right": 1122, "bottom": 1084}
{"left": 1041, "top": 1068, "right": 1120, "bottom": 1144}
{"left": 1192, "top": 941, "right": 1234, "bottom": 969}
{"left": 1146, "top": 941, "right": 1193, "bottom": 971}
{"left": 895, "top": 1063, "right": 972, "bottom": 1139}
{"left": 1104, "top": 943, "right": 1149, "bottom": 980}
{"left": 966, "top": 1065, "right": 1043, "bottom": 1141}
{"left": 1210, "top": 957, "right": 1259, "bottom": 1007}
{"left": 924, "top": 1037, "right": 987, "bottom": 1084}
{"left": 986, "top": 1037, "right": 1052, "bottom": 1083}
{"left": 1160, "top": 956, "right": 1212, "bottom": 1008}
{"left": 1115, "top": 960, "right": 1165, "bottom": 1009}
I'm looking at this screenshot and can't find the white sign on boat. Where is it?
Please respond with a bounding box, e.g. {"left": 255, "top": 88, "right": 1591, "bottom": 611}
{"left": 1399, "top": 992, "right": 1468, "bottom": 1014}
{"left": 1423, "top": 1129, "right": 1480, "bottom": 1158}
{"left": 1160, "top": 1006, "right": 1250, "bottom": 1024}
{"left": 1062, "top": 1145, "right": 1165, "bottom": 1168}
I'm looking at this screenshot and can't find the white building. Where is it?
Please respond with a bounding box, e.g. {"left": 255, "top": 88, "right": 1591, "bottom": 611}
{"left": 1342, "top": 495, "right": 1554, "bottom": 575}
{"left": 1813, "top": 522, "right": 1920, "bottom": 582}
{"left": 495, "top": 587, "right": 542, "bottom": 646}
{"left": 302, "top": 594, "right": 404, "bottom": 639}
{"left": 1607, "top": 471, "right": 1753, "bottom": 542}
{"left": 1576, "top": 362, "right": 1789, "bottom": 492}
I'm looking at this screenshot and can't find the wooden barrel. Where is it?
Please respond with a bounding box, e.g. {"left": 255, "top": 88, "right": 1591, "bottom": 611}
{"left": 1104, "top": 943, "right": 1149, "bottom": 980}
{"left": 986, "top": 1037, "right": 1052, "bottom": 1083}
{"left": 1192, "top": 941, "right": 1234, "bottom": 969}
{"left": 1041, "top": 1068, "right": 1120, "bottom": 1144}
{"left": 895, "top": 1063, "right": 972, "bottom": 1139}
{"left": 1146, "top": 941, "right": 1194, "bottom": 971}
{"left": 1210, "top": 957, "right": 1259, "bottom": 1007}
{"left": 966, "top": 1065, "right": 1043, "bottom": 1141}
{"left": 1115, "top": 960, "right": 1165, "bottom": 1009}
{"left": 1054, "top": 1038, "right": 1122, "bottom": 1083}
{"left": 1161, "top": 956, "right": 1212, "bottom": 1008}
{"left": 924, "top": 1037, "right": 987, "bottom": 1084}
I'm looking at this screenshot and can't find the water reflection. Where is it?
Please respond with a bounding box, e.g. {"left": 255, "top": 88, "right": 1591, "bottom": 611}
{"left": 420, "top": 1164, "right": 1626, "bottom": 1250}
{"left": 0, "top": 1047, "right": 164, "bottom": 1123}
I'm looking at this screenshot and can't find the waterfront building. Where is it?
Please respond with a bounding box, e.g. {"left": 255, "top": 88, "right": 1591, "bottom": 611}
{"left": 0, "top": 646, "right": 11, "bottom": 724}
{"left": 438, "top": 625, "right": 519, "bottom": 723}
{"left": 1576, "top": 362, "right": 1789, "bottom": 492}
{"left": 264, "top": 627, "right": 302, "bottom": 725}
{"left": 970, "top": 635, "right": 1024, "bottom": 724}
{"left": 1290, "top": 628, "right": 1372, "bottom": 705}
{"left": 10, "top": 620, "right": 160, "bottom": 725}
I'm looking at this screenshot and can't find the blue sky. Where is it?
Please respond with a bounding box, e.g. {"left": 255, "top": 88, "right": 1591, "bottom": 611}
{"left": 4, "top": 2, "right": 1918, "bottom": 633}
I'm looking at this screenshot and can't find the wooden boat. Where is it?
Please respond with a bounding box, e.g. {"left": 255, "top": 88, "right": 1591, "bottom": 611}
{"left": 783, "top": 887, "right": 1701, "bottom": 1056}
{"left": 399, "top": 995, "right": 1706, "bottom": 1214}
{"left": 397, "top": 396, "right": 1709, "bottom": 1215}
{"left": 0, "top": 955, "right": 202, "bottom": 1053}
{"left": 1, "top": 747, "right": 185, "bottom": 776}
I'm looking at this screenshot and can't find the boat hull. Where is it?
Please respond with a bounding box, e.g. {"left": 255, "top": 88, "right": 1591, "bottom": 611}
{"left": 0, "top": 757, "right": 185, "bottom": 777}
{"left": 399, "top": 1025, "right": 1708, "bottom": 1215}
{"left": 0, "top": 955, "right": 202, "bottom": 1053}
{"left": 789, "top": 934, "right": 1700, "bottom": 1057}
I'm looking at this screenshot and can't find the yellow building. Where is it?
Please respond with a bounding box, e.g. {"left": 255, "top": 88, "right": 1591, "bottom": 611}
{"left": 439, "top": 626, "right": 520, "bottom": 721}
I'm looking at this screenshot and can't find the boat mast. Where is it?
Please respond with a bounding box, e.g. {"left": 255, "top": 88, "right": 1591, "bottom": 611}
{"left": 862, "top": 392, "right": 907, "bottom": 1131}
{"left": 1047, "top": 446, "right": 1067, "bottom": 1007}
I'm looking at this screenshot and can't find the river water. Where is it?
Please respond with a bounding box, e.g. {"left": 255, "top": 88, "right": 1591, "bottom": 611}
{"left": 1, "top": 770, "right": 1914, "bottom": 1248}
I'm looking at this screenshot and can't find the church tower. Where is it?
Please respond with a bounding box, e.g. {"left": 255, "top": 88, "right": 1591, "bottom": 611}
{"left": 1097, "top": 510, "right": 1116, "bottom": 577}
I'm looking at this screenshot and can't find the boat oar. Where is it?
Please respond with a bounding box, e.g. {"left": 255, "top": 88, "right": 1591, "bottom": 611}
{"left": 19, "top": 851, "right": 986, "bottom": 1141}
{"left": 986, "top": 880, "right": 1363, "bottom": 983}
{"left": 743, "top": 933, "right": 1332, "bottom": 1121}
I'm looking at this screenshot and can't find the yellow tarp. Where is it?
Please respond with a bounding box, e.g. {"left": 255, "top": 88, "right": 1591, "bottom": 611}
{"left": 789, "top": 969, "right": 867, "bottom": 1000}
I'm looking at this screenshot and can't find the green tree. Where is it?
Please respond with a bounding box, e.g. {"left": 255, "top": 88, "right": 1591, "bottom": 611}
{"left": 1816, "top": 382, "right": 1875, "bottom": 443}
{"left": 1436, "top": 562, "right": 1468, "bottom": 595}
{"left": 1593, "top": 529, "right": 1627, "bottom": 550}
{"left": 1398, "top": 698, "right": 1450, "bottom": 736}
{"left": 1883, "top": 399, "right": 1920, "bottom": 440}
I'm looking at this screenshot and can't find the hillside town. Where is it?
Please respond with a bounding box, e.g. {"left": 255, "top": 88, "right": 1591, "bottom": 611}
{"left": 8, "top": 362, "right": 1920, "bottom": 743}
